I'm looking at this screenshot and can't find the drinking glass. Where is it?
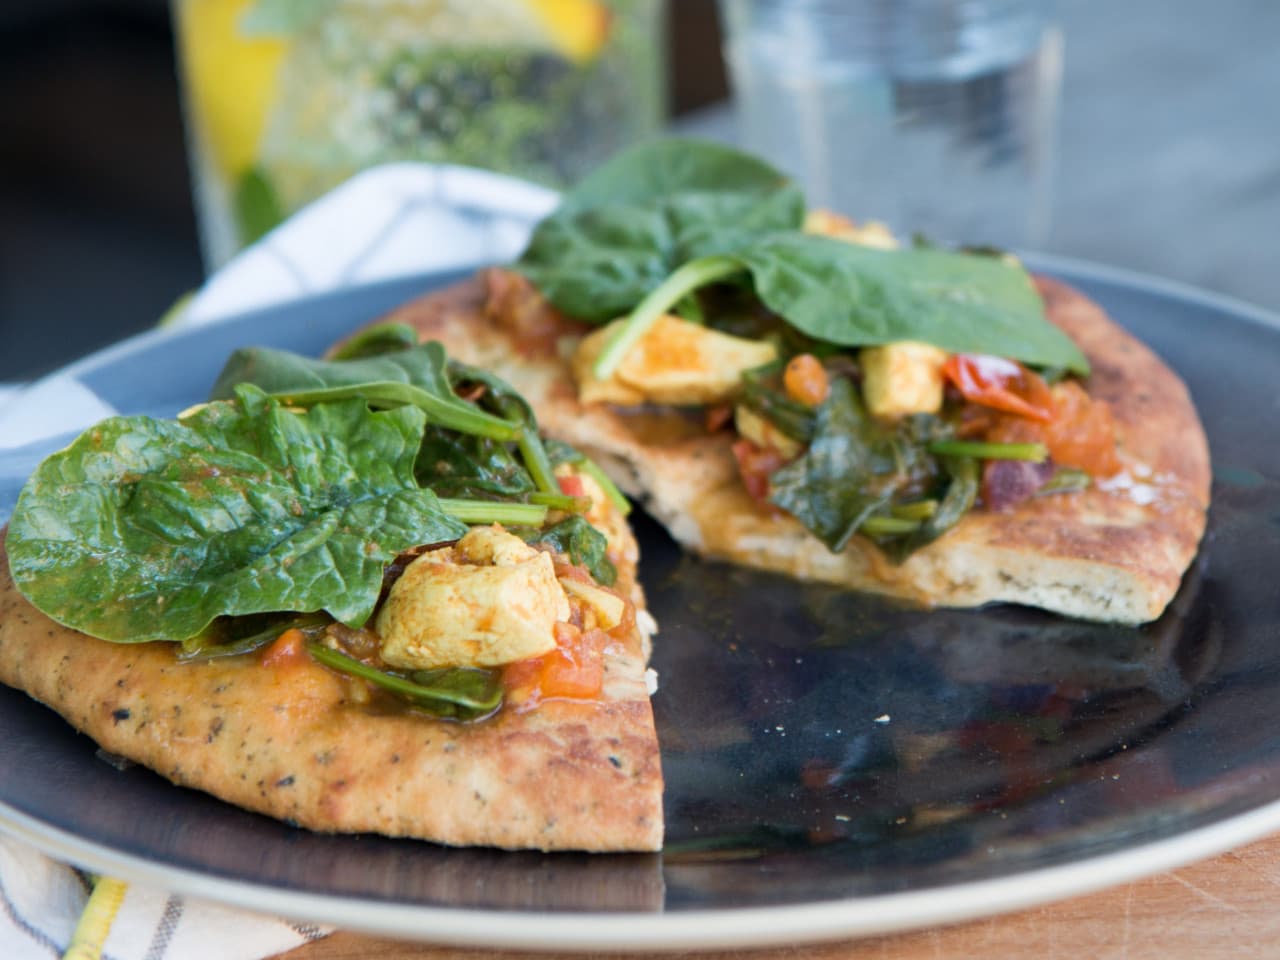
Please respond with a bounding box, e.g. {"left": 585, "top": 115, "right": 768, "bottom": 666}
{"left": 718, "top": 0, "right": 1061, "bottom": 249}
{"left": 173, "top": 0, "right": 666, "bottom": 270}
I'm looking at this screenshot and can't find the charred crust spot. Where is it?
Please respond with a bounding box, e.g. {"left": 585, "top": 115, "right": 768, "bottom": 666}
{"left": 390, "top": 754, "right": 401, "bottom": 764}
{"left": 275, "top": 775, "right": 295, "bottom": 788}
{"left": 206, "top": 717, "right": 224, "bottom": 743}
{"left": 608, "top": 755, "right": 622, "bottom": 769}
{"left": 111, "top": 708, "right": 131, "bottom": 724}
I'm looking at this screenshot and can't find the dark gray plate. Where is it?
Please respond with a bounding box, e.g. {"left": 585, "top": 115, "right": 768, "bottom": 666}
{"left": 2, "top": 257, "right": 1278, "bottom": 950}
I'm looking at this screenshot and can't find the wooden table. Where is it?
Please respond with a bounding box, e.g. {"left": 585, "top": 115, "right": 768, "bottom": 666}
{"left": 273, "top": 831, "right": 1280, "bottom": 959}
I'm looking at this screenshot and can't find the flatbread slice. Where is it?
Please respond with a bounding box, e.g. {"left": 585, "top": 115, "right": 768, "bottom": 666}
{"left": 370, "top": 271, "right": 1210, "bottom": 624}
{"left": 0, "top": 515, "right": 662, "bottom": 852}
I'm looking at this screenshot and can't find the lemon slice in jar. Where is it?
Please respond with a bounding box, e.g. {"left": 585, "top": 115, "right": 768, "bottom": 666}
{"left": 175, "top": 0, "right": 288, "bottom": 179}
{"left": 525, "top": 0, "right": 611, "bottom": 62}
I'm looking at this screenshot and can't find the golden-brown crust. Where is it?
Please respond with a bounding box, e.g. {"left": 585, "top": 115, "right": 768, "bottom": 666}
{"left": 375, "top": 270, "right": 1209, "bottom": 624}
{"left": 0, "top": 524, "right": 663, "bottom": 852}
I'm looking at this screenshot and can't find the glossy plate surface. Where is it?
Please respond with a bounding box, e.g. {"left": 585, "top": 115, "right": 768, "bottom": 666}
{"left": 2, "top": 257, "right": 1279, "bottom": 951}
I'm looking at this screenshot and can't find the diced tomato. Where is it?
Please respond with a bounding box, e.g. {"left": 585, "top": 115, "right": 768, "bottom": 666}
{"left": 1042, "top": 381, "right": 1121, "bottom": 476}
{"left": 260, "top": 628, "right": 307, "bottom": 668}
{"left": 732, "top": 439, "right": 786, "bottom": 504}
{"left": 557, "top": 473, "right": 586, "bottom": 497}
{"left": 503, "top": 623, "right": 607, "bottom": 707}
{"left": 981, "top": 381, "right": 1121, "bottom": 478}
{"left": 943, "top": 354, "right": 1055, "bottom": 422}
{"left": 783, "top": 354, "right": 830, "bottom": 407}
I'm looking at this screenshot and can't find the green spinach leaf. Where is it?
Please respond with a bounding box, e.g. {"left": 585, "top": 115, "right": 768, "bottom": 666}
{"left": 329, "top": 322, "right": 419, "bottom": 360}
{"left": 415, "top": 426, "right": 536, "bottom": 500}
{"left": 595, "top": 239, "right": 1089, "bottom": 379}
{"left": 516, "top": 515, "right": 616, "bottom": 586}
{"left": 515, "top": 139, "right": 1089, "bottom": 377}
{"left": 7, "top": 385, "right": 467, "bottom": 643}
{"left": 880, "top": 456, "right": 979, "bottom": 561}
{"left": 210, "top": 340, "right": 522, "bottom": 441}
{"left": 735, "top": 234, "right": 1089, "bottom": 374}
{"left": 213, "top": 339, "right": 457, "bottom": 402}
{"left": 516, "top": 139, "right": 804, "bottom": 321}
{"left": 178, "top": 612, "right": 330, "bottom": 661}
{"left": 560, "top": 138, "right": 801, "bottom": 211}
{"left": 447, "top": 359, "right": 537, "bottom": 426}
{"left": 768, "top": 379, "right": 948, "bottom": 553}
{"left": 740, "top": 375, "right": 817, "bottom": 444}
{"left": 308, "top": 643, "right": 503, "bottom": 721}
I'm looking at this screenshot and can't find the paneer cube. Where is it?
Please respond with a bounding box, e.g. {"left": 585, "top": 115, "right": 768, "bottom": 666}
{"left": 376, "top": 527, "right": 570, "bottom": 670}
{"left": 571, "top": 328, "right": 647, "bottom": 406}
{"left": 572, "top": 314, "right": 777, "bottom": 407}
{"left": 859, "top": 342, "right": 949, "bottom": 419}
{"left": 558, "top": 576, "right": 627, "bottom": 630}
{"left": 733, "top": 404, "right": 802, "bottom": 459}
{"left": 804, "top": 209, "right": 900, "bottom": 250}
{"left": 454, "top": 524, "right": 541, "bottom": 567}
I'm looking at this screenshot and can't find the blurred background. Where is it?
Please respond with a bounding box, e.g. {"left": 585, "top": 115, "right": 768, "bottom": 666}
{"left": 1, "top": 0, "right": 1277, "bottom": 383}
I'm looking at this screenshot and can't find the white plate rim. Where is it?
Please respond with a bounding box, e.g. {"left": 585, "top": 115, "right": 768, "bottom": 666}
{"left": 5, "top": 796, "right": 1280, "bottom": 951}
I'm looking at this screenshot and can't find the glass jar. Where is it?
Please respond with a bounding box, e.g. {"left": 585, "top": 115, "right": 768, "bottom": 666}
{"left": 173, "top": 0, "right": 667, "bottom": 269}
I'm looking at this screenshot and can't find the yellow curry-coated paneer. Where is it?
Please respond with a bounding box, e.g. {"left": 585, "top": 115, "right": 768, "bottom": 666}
{"left": 733, "top": 404, "right": 802, "bottom": 459}
{"left": 803, "top": 209, "right": 900, "bottom": 250}
{"left": 573, "top": 314, "right": 777, "bottom": 407}
{"left": 859, "top": 341, "right": 949, "bottom": 419}
{"left": 376, "top": 527, "right": 569, "bottom": 671}
{"left": 571, "top": 326, "right": 647, "bottom": 406}
{"left": 558, "top": 576, "right": 626, "bottom": 629}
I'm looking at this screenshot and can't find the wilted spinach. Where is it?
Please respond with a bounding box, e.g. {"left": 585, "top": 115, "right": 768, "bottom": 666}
{"left": 308, "top": 643, "right": 503, "bottom": 721}
{"left": 415, "top": 425, "right": 537, "bottom": 500}
{"left": 878, "top": 456, "right": 979, "bottom": 561}
{"left": 768, "top": 379, "right": 968, "bottom": 557}
{"left": 739, "top": 370, "right": 817, "bottom": 444}
{"left": 516, "top": 515, "right": 617, "bottom": 586}
{"left": 178, "top": 612, "right": 331, "bottom": 662}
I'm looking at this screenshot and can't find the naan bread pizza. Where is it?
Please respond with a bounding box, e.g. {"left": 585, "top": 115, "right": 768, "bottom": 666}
{"left": 0, "top": 342, "right": 662, "bottom": 852}
{"left": 0, "top": 140, "right": 1211, "bottom": 858}
{"left": 363, "top": 140, "right": 1209, "bottom": 625}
